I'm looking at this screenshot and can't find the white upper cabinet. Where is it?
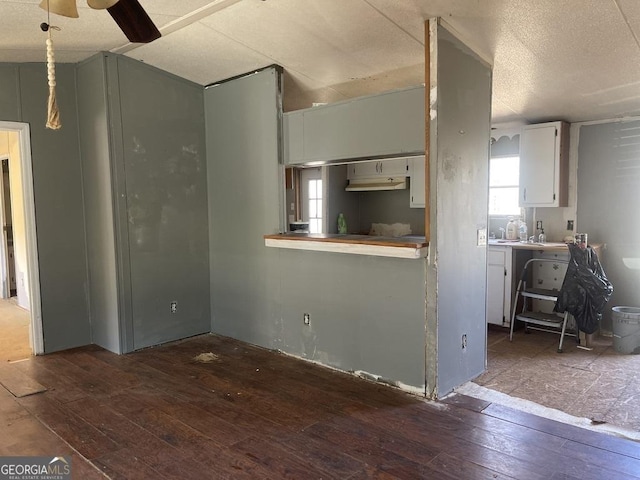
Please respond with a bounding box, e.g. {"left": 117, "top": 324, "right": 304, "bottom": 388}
{"left": 519, "top": 121, "right": 569, "bottom": 207}
{"left": 284, "top": 86, "right": 425, "bottom": 165}
{"left": 347, "top": 158, "right": 409, "bottom": 180}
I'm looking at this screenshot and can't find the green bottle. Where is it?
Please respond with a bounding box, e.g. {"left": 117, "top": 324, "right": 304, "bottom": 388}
{"left": 338, "top": 213, "right": 347, "bottom": 234}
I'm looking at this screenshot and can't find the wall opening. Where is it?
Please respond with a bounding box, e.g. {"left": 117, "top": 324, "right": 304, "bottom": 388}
{"left": 0, "top": 122, "right": 43, "bottom": 359}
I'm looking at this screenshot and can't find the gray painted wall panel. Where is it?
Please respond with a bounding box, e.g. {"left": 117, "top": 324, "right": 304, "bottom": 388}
{"left": 432, "top": 26, "right": 492, "bottom": 396}
{"left": 207, "top": 68, "right": 427, "bottom": 389}
{"left": 206, "top": 68, "right": 283, "bottom": 347}
{"left": 115, "top": 57, "right": 210, "bottom": 350}
{"left": 0, "top": 66, "right": 20, "bottom": 121}
{"left": 16, "top": 64, "right": 91, "bottom": 352}
{"left": 277, "top": 250, "right": 426, "bottom": 387}
{"left": 577, "top": 121, "right": 640, "bottom": 331}
{"left": 326, "top": 165, "right": 359, "bottom": 234}
{"left": 357, "top": 189, "right": 425, "bottom": 235}
{"left": 77, "top": 55, "right": 121, "bottom": 353}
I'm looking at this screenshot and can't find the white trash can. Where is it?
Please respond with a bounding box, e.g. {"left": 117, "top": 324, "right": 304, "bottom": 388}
{"left": 612, "top": 307, "right": 640, "bottom": 355}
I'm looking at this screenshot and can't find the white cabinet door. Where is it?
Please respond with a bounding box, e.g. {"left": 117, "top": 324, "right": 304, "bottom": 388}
{"left": 487, "top": 248, "right": 507, "bottom": 325}
{"left": 519, "top": 121, "right": 568, "bottom": 207}
{"left": 409, "top": 157, "right": 425, "bottom": 208}
{"left": 347, "top": 158, "right": 409, "bottom": 180}
{"left": 379, "top": 158, "right": 409, "bottom": 176}
{"left": 347, "top": 161, "right": 379, "bottom": 179}
{"left": 486, "top": 246, "right": 513, "bottom": 326}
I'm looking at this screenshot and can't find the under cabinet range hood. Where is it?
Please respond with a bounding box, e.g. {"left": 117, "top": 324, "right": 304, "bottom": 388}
{"left": 345, "top": 177, "right": 407, "bottom": 192}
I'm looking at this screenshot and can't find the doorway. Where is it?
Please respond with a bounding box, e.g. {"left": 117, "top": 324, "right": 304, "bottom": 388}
{"left": 0, "top": 122, "right": 43, "bottom": 359}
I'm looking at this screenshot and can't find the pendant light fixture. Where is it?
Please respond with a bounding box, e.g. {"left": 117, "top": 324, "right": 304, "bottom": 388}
{"left": 38, "top": 0, "right": 78, "bottom": 18}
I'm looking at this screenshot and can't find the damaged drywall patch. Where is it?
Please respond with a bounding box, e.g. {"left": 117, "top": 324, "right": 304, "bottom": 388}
{"left": 275, "top": 351, "right": 425, "bottom": 396}
{"left": 352, "top": 370, "right": 425, "bottom": 397}
{"left": 430, "top": 86, "right": 438, "bottom": 120}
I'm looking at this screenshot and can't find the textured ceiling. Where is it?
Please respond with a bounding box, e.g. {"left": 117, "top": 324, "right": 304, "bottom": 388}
{"left": 2, "top": 0, "right": 640, "bottom": 124}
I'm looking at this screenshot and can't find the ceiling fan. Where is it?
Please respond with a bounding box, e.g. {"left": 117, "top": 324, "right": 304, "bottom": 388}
{"left": 39, "top": 0, "right": 161, "bottom": 43}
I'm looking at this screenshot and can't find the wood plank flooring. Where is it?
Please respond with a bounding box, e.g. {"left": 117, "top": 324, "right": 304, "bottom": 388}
{"left": 1, "top": 333, "right": 639, "bottom": 479}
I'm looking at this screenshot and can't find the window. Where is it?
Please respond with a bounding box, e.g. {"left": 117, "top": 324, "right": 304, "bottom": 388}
{"left": 307, "top": 179, "right": 323, "bottom": 233}
{"left": 489, "top": 156, "right": 520, "bottom": 216}
{"left": 300, "top": 167, "right": 323, "bottom": 234}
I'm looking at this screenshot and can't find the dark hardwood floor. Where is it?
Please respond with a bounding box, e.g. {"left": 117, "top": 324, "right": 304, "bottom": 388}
{"left": 1, "top": 333, "right": 639, "bottom": 479}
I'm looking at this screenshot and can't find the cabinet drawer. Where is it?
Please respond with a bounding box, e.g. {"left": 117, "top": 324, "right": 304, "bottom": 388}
{"left": 534, "top": 250, "right": 569, "bottom": 261}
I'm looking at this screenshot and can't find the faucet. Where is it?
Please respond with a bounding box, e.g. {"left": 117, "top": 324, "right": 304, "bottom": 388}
{"left": 498, "top": 227, "right": 505, "bottom": 240}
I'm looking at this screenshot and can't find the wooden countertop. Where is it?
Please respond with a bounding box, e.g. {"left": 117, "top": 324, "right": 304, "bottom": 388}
{"left": 264, "top": 233, "right": 428, "bottom": 259}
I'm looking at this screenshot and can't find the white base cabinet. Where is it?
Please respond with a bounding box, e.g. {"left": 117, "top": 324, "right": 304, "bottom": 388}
{"left": 487, "top": 247, "right": 513, "bottom": 326}
{"left": 531, "top": 250, "right": 570, "bottom": 314}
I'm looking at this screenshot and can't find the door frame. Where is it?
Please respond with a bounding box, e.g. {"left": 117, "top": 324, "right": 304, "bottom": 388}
{"left": 0, "top": 155, "right": 9, "bottom": 299}
{"left": 0, "top": 121, "right": 43, "bottom": 355}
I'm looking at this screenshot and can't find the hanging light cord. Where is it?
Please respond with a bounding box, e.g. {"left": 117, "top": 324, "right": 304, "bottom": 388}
{"left": 42, "top": 0, "right": 61, "bottom": 130}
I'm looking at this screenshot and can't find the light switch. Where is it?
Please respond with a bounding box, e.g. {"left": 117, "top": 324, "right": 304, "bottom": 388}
{"left": 477, "top": 228, "right": 487, "bottom": 246}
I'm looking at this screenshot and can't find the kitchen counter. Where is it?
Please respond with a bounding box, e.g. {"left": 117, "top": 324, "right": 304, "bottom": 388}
{"left": 488, "top": 239, "right": 603, "bottom": 254}
{"left": 488, "top": 239, "right": 569, "bottom": 250}
{"left": 264, "top": 233, "right": 428, "bottom": 259}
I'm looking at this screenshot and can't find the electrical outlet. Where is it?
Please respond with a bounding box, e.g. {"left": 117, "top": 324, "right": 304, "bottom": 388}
{"left": 303, "top": 313, "right": 310, "bottom": 325}
{"left": 567, "top": 220, "right": 574, "bottom": 231}
{"left": 536, "top": 221, "right": 543, "bottom": 230}
{"left": 462, "top": 334, "right": 467, "bottom": 349}
{"left": 170, "top": 301, "right": 177, "bottom": 314}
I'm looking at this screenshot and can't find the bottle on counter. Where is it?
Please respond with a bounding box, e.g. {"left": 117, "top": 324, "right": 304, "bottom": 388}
{"left": 519, "top": 221, "right": 528, "bottom": 242}
{"left": 506, "top": 217, "right": 518, "bottom": 240}
{"left": 337, "top": 213, "right": 347, "bottom": 234}
{"left": 538, "top": 228, "right": 546, "bottom": 243}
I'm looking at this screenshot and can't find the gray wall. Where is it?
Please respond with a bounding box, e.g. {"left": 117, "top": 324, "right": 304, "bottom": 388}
{"left": 428, "top": 24, "right": 492, "bottom": 396}
{"left": 112, "top": 56, "right": 210, "bottom": 351}
{"left": 206, "top": 68, "right": 283, "bottom": 346}
{"left": 326, "top": 165, "right": 359, "bottom": 234}
{"left": 357, "top": 189, "right": 425, "bottom": 235}
{"left": 276, "top": 250, "right": 427, "bottom": 387}
{"left": 0, "top": 63, "right": 91, "bottom": 353}
{"left": 577, "top": 120, "right": 640, "bottom": 331}
{"left": 325, "top": 164, "right": 425, "bottom": 235}
{"left": 77, "top": 55, "right": 121, "bottom": 353}
{"left": 206, "top": 67, "right": 427, "bottom": 388}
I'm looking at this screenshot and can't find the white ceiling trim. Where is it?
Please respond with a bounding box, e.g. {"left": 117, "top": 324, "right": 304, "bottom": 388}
{"left": 113, "top": 0, "right": 243, "bottom": 55}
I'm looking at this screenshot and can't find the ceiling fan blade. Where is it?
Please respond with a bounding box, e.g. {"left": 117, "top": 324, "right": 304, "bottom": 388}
{"left": 106, "top": 0, "right": 161, "bottom": 43}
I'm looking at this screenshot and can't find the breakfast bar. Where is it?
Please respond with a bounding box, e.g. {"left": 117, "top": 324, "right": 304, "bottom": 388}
{"left": 264, "top": 233, "right": 429, "bottom": 259}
